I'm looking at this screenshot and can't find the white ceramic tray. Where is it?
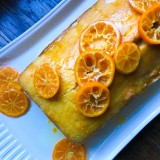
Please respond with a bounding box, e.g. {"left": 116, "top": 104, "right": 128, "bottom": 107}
{"left": 0, "top": 0, "right": 160, "bottom": 160}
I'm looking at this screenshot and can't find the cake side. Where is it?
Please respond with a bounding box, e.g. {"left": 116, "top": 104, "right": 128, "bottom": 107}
{"left": 19, "top": 0, "right": 160, "bottom": 143}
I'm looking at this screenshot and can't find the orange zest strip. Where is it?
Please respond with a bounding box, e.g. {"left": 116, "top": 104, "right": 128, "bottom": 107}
{"left": 76, "top": 82, "right": 110, "bottom": 117}
{"left": 52, "top": 138, "right": 86, "bottom": 160}
{"left": 74, "top": 49, "right": 115, "bottom": 87}
{"left": 129, "top": 0, "right": 160, "bottom": 13}
{"left": 0, "top": 88, "right": 29, "bottom": 117}
{"left": 79, "top": 20, "right": 121, "bottom": 56}
{"left": 114, "top": 42, "right": 141, "bottom": 74}
{"left": 34, "top": 64, "right": 60, "bottom": 99}
{"left": 138, "top": 4, "right": 160, "bottom": 44}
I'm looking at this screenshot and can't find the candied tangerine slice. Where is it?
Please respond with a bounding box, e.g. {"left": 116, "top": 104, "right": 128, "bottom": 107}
{"left": 74, "top": 49, "right": 115, "bottom": 87}
{"left": 0, "top": 66, "right": 21, "bottom": 91}
{"left": 0, "top": 88, "right": 29, "bottom": 117}
{"left": 129, "top": 0, "right": 160, "bottom": 13}
{"left": 76, "top": 82, "right": 110, "bottom": 117}
{"left": 79, "top": 21, "right": 121, "bottom": 56}
{"left": 114, "top": 42, "right": 141, "bottom": 74}
{"left": 52, "top": 138, "right": 86, "bottom": 160}
{"left": 138, "top": 4, "right": 160, "bottom": 44}
{"left": 34, "top": 64, "right": 59, "bottom": 99}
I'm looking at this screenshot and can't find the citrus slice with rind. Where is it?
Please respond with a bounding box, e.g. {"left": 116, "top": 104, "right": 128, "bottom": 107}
{"left": 74, "top": 49, "right": 115, "bottom": 87}
{"left": 138, "top": 4, "right": 160, "bottom": 44}
{"left": 76, "top": 82, "right": 110, "bottom": 117}
{"left": 129, "top": 0, "right": 160, "bottom": 13}
{"left": 0, "top": 66, "right": 21, "bottom": 92}
{"left": 52, "top": 138, "right": 86, "bottom": 160}
{"left": 0, "top": 88, "right": 29, "bottom": 117}
{"left": 79, "top": 21, "right": 121, "bottom": 56}
{"left": 114, "top": 42, "right": 141, "bottom": 74}
{"left": 34, "top": 64, "right": 60, "bottom": 99}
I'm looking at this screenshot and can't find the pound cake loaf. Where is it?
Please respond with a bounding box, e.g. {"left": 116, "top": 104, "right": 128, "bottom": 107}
{"left": 19, "top": 0, "right": 160, "bottom": 143}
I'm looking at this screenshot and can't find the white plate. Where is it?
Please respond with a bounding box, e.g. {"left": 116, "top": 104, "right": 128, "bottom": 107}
{"left": 0, "top": 0, "right": 160, "bottom": 160}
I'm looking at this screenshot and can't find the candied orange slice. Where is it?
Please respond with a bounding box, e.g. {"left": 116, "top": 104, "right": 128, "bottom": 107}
{"left": 76, "top": 82, "right": 110, "bottom": 117}
{"left": 138, "top": 4, "right": 160, "bottom": 44}
{"left": 52, "top": 138, "right": 86, "bottom": 160}
{"left": 129, "top": 0, "right": 160, "bottom": 13}
{"left": 74, "top": 49, "right": 115, "bottom": 87}
{"left": 79, "top": 21, "right": 121, "bottom": 56}
{"left": 114, "top": 42, "right": 141, "bottom": 74}
{"left": 34, "top": 64, "right": 59, "bottom": 99}
{"left": 0, "top": 66, "right": 21, "bottom": 91}
{"left": 0, "top": 88, "right": 29, "bottom": 117}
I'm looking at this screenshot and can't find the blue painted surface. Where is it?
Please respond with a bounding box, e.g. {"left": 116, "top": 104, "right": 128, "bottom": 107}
{"left": 0, "top": 0, "right": 62, "bottom": 49}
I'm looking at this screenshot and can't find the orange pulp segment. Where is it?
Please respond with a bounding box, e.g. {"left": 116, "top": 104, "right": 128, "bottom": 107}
{"left": 138, "top": 4, "right": 160, "bottom": 44}
{"left": 114, "top": 42, "right": 141, "bottom": 74}
{"left": 76, "top": 82, "right": 110, "bottom": 117}
{"left": 0, "top": 66, "right": 21, "bottom": 92}
{"left": 0, "top": 88, "right": 29, "bottom": 117}
{"left": 129, "top": 0, "right": 160, "bottom": 13}
{"left": 74, "top": 49, "right": 115, "bottom": 87}
{"left": 52, "top": 138, "right": 86, "bottom": 160}
{"left": 34, "top": 64, "right": 60, "bottom": 99}
{"left": 79, "top": 20, "right": 121, "bottom": 56}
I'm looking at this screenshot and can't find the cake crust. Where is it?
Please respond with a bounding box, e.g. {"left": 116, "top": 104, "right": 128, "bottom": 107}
{"left": 19, "top": 0, "right": 160, "bottom": 143}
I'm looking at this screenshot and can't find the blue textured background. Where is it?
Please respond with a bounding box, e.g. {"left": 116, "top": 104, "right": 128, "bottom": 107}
{"left": 0, "top": 0, "right": 62, "bottom": 49}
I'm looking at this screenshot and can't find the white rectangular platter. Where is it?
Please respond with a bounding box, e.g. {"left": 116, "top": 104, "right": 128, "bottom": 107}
{"left": 0, "top": 0, "right": 160, "bottom": 160}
